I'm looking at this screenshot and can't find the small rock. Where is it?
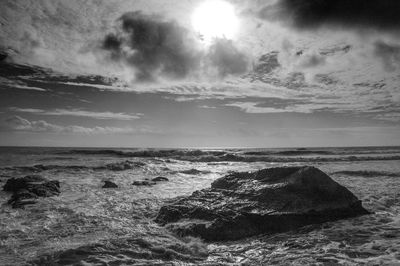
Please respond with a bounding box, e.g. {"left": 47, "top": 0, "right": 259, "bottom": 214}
{"left": 106, "top": 160, "right": 145, "bottom": 171}
{"left": 152, "top": 176, "right": 169, "bottom": 182}
{"left": 102, "top": 180, "right": 118, "bottom": 188}
{"left": 180, "top": 169, "right": 208, "bottom": 175}
{"left": 132, "top": 180, "right": 156, "bottom": 186}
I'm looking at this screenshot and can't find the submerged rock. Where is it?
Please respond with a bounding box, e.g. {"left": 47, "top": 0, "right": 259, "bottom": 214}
{"left": 102, "top": 180, "right": 118, "bottom": 188}
{"left": 155, "top": 166, "right": 369, "bottom": 241}
{"left": 3, "top": 175, "right": 60, "bottom": 208}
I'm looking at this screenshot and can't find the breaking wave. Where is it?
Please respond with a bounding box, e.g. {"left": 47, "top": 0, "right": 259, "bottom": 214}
{"left": 333, "top": 170, "right": 400, "bottom": 178}
{"left": 1, "top": 160, "right": 146, "bottom": 173}
{"left": 55, "top": 149, "right": 400, "bottom": 163}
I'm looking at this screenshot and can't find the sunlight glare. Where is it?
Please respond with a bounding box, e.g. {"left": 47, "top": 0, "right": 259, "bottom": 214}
{"left": 192, "top": 0, "right": 239, "bottom": 43}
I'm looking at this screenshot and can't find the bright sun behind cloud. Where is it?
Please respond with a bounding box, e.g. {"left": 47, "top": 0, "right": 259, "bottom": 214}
{"left": 192, "top": 0, "right": 239, "bottom": 43}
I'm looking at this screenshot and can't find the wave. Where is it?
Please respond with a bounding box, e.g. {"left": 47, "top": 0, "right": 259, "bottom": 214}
{"left": 1, "top": 160, "right": 146, "bottom": 172}
{"left": 192, "top": 154, "right": 400, "bottom": 163}
{"left": 333, "top": 170, "right": 400, "bottom": 178}
{"left": 63, "top": 149, "right": 226, "bottom": 158}
{"left": 57, "top": 148, "right": 400, "bottom": 163}
{"left": 243, "top": 149, "right": 334, "bottom": 156}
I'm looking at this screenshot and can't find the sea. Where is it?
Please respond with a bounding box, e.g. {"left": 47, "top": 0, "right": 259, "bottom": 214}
{"left": 0, "top": 146, "right": 399, "bottom": 265}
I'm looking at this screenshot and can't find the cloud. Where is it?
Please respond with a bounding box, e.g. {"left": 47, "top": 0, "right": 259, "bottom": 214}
{"left": 259, "top": 0, "right": 400, "bottom": 32}
{"left": 298, "top": 53, "right": 326, "bottom": 68}
{"left": 2, "top": 115, "right": 145, "bottom": 134}
{"left": 225, "top": 101, "right": 319, "bottom": 113}
{"left": 102, "top": 11, "right": 249, "bottom": 81}
{"left": 374, "top": 41, "right": 400, "bottom": 72}
{"left": 374, "top": 113, "right": 400, "bottom": 122}
{"left": 0, "top": 77, "right": 47, "bottom": 91}
{"left": 206, "top": 39, "right": 249, "bottom": 76}
{"left": 103, "top": 11, "right": 201, "bottom": 81}
{"left": 8, "top": 107, "right": 142, "bottom": 120}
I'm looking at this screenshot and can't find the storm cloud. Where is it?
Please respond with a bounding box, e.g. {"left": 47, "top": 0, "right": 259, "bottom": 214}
{"left": 259, "top": 0, "right": 400, "bottom": 32}
{"left": 102, "top": 11, "right": 249, "bottom": 81}
{"left": 103, "top": 11, "right": 201, "bottom": 81}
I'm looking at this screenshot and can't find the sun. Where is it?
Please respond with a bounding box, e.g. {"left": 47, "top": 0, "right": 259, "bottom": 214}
{"left": 192, "top": 0, "right": 239, "bottom": 43}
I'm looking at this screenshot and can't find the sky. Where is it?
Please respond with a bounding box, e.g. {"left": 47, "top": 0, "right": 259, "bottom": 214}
{"left": 0, "top": 0, "right": 399, "bottom": 148}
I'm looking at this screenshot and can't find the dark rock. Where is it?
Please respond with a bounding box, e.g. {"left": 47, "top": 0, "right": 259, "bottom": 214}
{"left": 3, "top": 175, "right": 48, "bottom": 192}
{"left": 106, "top": 160, "right": 145, "bottom": 171}
{"left": 180, "top": 169, "right": 209, "bottom": 175}
{"left": 3, "top": 175, "right": 61, "bottom": 208}
{"left": 8, "top": 189, "right": 38, "bottom": 208}
{"left": 102, "top": 180, "right": 118, "bottom": 188}
{"left": 155, "top": 166, "right": 369, "bottom": 241}
{"left": 132, "top": 180, "right": 156, "bottom": 186}
{"left": 152, "top": 176, "right": 169, "bottom": 182}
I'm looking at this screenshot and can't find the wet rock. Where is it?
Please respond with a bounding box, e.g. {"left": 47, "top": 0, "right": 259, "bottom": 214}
{"left": 180, "top": 169, "right": 209, "bottom": 175}
{"left": 106, "top": 160, "right": 145, "bottom": 171}
{"left": 132, "top": 180, "right": 156, "bottom": 186}
{"left": 3, "top": 175, "right": 60, "bottom": 208}
{"left": 7, "top": 189, "right": 38, "bottom": 208}
{"left": 102, "top": 180, "right": 118, "bottom": 188}
{"left": 152, "top": 176, "right": 169, "bottom": 182}
{"left": 155, "top": 166, "right": 370, "bottom": 241}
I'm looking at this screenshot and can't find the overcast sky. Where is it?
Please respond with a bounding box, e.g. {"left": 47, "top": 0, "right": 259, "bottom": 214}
{"left": 0, "top": 0, "right": 399, "bottom": 148}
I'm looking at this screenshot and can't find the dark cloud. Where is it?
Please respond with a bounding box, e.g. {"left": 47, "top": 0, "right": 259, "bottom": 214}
{"left": 207, "top": 39, "right": 249, "bottom": 76}
{"left": 0, "top": 51, "right": 7, "bottom": 62}
{"left": 259, "top": 0, "right": 400, "bottom": 32}
{"left": 374, "top": 41, "right": 400, "bottom": 71}
{"left": 103, "top": 11, "right": 201, "bottom": 81}
{"left": 102, "top": 11, "right": 248, "bottom": 81}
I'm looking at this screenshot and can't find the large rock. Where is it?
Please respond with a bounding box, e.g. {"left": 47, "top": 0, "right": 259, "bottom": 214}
{"left": 155, "top": 166, "right": 369, "bottom": 241}
{"left": 3, "top": 175, "right": 60, "bottom": 208}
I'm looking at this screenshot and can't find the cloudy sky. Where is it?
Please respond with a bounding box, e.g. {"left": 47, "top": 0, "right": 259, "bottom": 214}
{"left": 0, "top": 0, "right": 399, "bottom": 147}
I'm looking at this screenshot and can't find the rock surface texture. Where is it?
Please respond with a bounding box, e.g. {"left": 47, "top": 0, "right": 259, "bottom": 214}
{"left": 3, "top": 175, "right": 60, "bottom": 208}
{"left": 155, "top": 166, "right": 369, "bottom": 241}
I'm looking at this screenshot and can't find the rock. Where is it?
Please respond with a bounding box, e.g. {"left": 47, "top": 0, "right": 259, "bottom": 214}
{"left": 132, "top": 180, "right": 156, "bottom": 186}
{"left": 7, "top": 189, "right": 38, "bottom": 208}
{"left": 152, "top": 176, "right": 169, "bottom": 182}
{"left": 180, "top": 169, "right": 209, "bottom": 175}
{"left": 3, "top": 175, "right": 60, "bottom": 208}
{"left": 3, "top": 175, "right": 46, "bottom": 192}
{"left": 155, "top": 166, "right": 369, "bottom": 241}
{"left": 102, "top": 180, "right": 118, "bottom": 188}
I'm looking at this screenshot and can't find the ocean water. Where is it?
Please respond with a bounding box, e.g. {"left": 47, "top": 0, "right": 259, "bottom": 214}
{"left": 0, "top": 146, "right": 399, "bottom": 265}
